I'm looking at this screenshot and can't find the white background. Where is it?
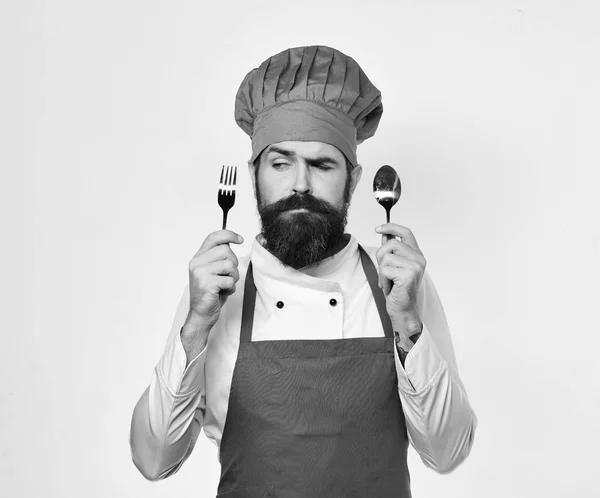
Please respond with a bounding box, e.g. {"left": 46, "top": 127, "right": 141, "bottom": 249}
{"left": 2, "top": 0, "right": 599, "bottom": 497}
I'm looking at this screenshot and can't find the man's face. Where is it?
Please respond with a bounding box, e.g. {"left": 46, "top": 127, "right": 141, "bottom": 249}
{"left": 249, "top": 141, "right": 363, "bottom": 269}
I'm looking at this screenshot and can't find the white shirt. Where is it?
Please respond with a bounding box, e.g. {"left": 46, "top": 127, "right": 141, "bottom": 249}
{"left": 129, "top": 235, "right": 478, "bottom": 481}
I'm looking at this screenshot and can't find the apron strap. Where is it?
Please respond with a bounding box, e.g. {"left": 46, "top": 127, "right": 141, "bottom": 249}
{"left": 357, "top": 245, "right": 394, "bottom": 339}
{"left": 240, "top": 261, "right": 257, "bottom": 344}
{"left": 240, "top": 244, "right": 395, "bottom": 343}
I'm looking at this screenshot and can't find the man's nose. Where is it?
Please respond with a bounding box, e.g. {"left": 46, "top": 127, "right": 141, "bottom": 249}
{"left": 292, "top": 165, "right": 311, "bottom": 195}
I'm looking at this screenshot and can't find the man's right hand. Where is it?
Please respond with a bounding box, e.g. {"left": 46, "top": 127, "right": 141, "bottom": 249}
{"left": 181, "top": 230, "right": 244, "bottom": 357}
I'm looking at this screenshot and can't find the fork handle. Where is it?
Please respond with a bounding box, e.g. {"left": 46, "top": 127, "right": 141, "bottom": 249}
{"left": 222, "top": 210, "right": 229, "bottom": 230}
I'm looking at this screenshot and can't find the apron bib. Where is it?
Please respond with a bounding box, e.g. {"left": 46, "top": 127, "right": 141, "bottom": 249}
{"left": 216, "top": 245, "right": 411, "bottom": 497}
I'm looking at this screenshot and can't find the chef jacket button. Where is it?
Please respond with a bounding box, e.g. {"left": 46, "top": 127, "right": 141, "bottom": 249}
{"left": 276, "top": 301, "right": 284, "bottom": 309}
{"left": 329, "top": 298, "right": 337, "bottom": 307}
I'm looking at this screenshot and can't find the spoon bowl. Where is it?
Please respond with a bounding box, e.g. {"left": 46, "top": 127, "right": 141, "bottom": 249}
{"left": 373, "top": 165, "right": 402, "bottom": 242}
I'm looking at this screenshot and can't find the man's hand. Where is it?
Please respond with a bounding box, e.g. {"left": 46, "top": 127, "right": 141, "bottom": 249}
{"left": 375, "top": 223, "right": 426, "bottom": 343}
{"left": 187, "top": 229, "right": 244, "bottom": 328}
{"left": 181, "top": 230, "right": 244, "bottom": 363}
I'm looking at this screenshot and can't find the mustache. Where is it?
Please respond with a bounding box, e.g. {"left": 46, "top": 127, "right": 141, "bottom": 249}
{"left": 261, "top": 194, "right": 340, "bottom": 215}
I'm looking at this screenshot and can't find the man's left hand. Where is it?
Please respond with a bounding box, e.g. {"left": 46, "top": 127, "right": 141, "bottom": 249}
{"left": 375, "top": 223, "right": 426, "bottom": 340}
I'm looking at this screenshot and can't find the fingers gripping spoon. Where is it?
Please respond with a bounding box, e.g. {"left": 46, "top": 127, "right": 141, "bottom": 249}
{"left": 373, "top": 165, "right": 402, "bottom": 245}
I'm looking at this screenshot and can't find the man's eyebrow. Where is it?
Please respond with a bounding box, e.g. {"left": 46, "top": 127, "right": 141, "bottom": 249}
{"left": 305, "top": 156, "right": 339, "bottom": 166}
{"left": 266, "top": 147, "right": 339, "bottom": 166}
{"left": 266, "top": 146, "right": 296, "bottom": 158}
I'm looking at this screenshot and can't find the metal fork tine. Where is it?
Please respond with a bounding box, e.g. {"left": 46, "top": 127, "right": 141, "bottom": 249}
{"left": 229, "top": 166, "right": 236, "bottom": 195}
{"left": 218, "top": 165, "right": 237, "bottom": 229}
{"left": 219, "top": 165, "right": 225, "bottom": 191}
{"left": 226, "top": 165, "right": 232, "bottom": 194}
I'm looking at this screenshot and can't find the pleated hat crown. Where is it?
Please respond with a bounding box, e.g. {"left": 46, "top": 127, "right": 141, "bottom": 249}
{"left": 234, "top": 45, "right": 383, "bottom": 167}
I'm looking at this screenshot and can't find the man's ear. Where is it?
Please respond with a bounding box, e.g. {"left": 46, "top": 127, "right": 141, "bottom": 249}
{"left": 247, "top": 159, "right": 257, "bottom": 200}
{"left": 349, "top": 164, "right": 363, "bottom": 197}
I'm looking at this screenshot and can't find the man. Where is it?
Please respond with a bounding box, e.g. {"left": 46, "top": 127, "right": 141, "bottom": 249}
{"left": 129, "top": 45, "right": 477, "bottom": 497}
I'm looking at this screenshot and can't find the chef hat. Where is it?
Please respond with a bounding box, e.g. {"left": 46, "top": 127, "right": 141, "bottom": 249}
{"left": 234, "top": 45, "right": 383, "bottom": 168}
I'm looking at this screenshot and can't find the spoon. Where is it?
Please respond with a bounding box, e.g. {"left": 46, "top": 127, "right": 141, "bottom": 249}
{"left": 373, "top": 165, "right": 402, "bottom": 244}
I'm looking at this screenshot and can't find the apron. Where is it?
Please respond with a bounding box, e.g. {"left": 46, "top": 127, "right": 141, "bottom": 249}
{"left": 216, "top": 245, "right": 411, "bottom": 498}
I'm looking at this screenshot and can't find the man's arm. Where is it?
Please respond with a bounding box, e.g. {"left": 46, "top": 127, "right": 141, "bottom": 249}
{"left": 393, "top": 271, "right": 478, "bottom": 474}
{"left": 372, "top": 224, "right": 477, "bottom": 474}
{"left": 395, "top": 328, "right": 422, "bottom": 369}
{"left": 129, "top": 229, "right": 243, "bottom": 480}
{"left": 129, "top": 286, "right": 208, "bottom": 481}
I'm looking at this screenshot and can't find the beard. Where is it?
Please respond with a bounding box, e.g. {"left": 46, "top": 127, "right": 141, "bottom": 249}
{"left": 257, "top": 183, "right": 351, "bottom": 269}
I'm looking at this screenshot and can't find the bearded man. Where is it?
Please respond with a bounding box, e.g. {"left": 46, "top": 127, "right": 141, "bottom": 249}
{"left": 130, "top": 45, "right": 477, "bottom": 497}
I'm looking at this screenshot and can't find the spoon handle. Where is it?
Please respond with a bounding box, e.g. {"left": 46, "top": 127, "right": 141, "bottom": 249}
{"left": 382, "top": 208, "right": 391, "bottom": 245}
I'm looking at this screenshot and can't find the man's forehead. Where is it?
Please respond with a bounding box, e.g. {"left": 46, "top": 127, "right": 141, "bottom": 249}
{"left": 264, "top": 141, "right": 345, "bottom": 161}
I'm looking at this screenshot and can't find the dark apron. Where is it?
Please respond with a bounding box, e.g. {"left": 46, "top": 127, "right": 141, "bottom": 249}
{"left": 216, "top": 245, "right": 411, "bottom": 498}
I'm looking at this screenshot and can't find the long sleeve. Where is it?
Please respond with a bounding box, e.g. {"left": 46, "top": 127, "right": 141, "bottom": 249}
{"left": 393, "top": 271, "right": 478, "bottom": 474}
{"left": 129, "top": 286, "right": 208, "bottom": 481}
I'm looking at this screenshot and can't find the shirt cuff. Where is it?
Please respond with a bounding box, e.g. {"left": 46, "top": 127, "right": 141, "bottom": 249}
{"left": 394, "top": 323, "right": 445, "bottom": 394}
{"left": 158, "top": 331, "right": 207, "bottom": 396}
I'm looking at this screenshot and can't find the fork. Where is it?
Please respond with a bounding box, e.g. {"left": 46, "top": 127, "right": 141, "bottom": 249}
{"left": 218, "top": 165, "right": 237, "bottom": 229}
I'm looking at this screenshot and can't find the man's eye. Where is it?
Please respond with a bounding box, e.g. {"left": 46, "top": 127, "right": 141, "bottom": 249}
{"left": 272, "top": 163, "right": 289, "bottom": 169}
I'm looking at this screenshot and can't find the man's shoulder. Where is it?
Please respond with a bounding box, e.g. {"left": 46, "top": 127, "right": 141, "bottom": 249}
{"left": 238, "top": 251, "right": 252, "bottom": 271}
{"left": 355, "top": 240, "right": 379, "bottom": 264}
{"left": 358, "top": 242, "right": 378, "bottom": 256}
